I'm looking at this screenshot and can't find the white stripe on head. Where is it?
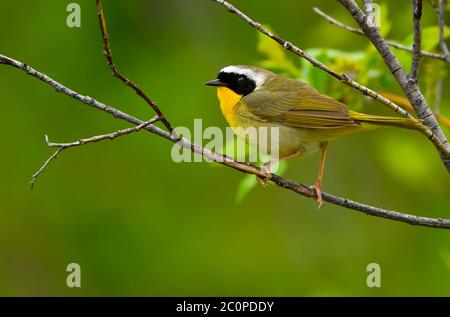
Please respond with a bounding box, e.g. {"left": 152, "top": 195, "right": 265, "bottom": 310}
{"left": 220, "top": 65, "right": 267, "bottom": 90}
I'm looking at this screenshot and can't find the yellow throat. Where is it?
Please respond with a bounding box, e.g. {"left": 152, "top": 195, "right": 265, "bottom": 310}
{"left": 217, "top": 86, "right": 242, "bottom": 127}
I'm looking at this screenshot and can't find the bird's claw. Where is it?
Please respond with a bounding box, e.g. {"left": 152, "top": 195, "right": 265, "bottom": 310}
{"left": 257, "top": 166, "right": 272, "bottom": 187}
{"left": 312, "top": 181, "right": 323, "bottom": 209}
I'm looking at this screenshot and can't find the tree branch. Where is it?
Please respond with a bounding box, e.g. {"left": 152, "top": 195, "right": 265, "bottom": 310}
{"left": 1, "top": 53, "right": 449, "bottom": 229}
{"left": 313, "top": 7, "right": 447, "bottom": 61}
{"left": 29, "top": 117, "right": 160, "bottom": 188}
{"left": 95, "top": 0, "right": 174, "bottom": 133}
{"left": 409, "top": 0, "right": 423, "bottom": 81}
{"left": 338, "top": 0, "right": 450, "bottom": 172}
{"left": 29, "top": 147, "right": 64, "bottom": 190}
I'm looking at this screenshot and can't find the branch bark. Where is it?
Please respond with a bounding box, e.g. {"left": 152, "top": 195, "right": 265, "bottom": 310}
{"left": 409, "top": 0, "right": 423, "bottom": 81}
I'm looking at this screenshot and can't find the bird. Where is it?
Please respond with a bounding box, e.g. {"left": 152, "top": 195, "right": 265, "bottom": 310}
{"left": 206, "top": 65, "right": 422, "bottom": 206}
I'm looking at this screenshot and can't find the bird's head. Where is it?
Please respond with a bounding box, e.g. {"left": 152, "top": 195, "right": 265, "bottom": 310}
{"left": 205, "top": 65, "right": 269, "bottom": 96}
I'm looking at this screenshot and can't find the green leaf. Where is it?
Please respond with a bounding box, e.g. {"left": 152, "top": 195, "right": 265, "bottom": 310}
{"left": 235, "top": 174, "right": 258, "bottom": 203}
{"left": 234, "top": 161, "right": 288, "bottom": 203}
{"left": 299, "top": 49, "right": 332, "bottom": 92}
{"left": 301, "top": 48, "right": 367, "bottom": 97}
{"left": 257, "top": 26, "right": 285, "bottom": 62}
{"left": 403, "top": 26, "right": 450, "bottom": 51}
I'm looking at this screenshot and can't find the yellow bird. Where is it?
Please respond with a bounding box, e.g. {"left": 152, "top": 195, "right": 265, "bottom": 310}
{"left": 206, "top": 65, "right": 421, "bottom": 206}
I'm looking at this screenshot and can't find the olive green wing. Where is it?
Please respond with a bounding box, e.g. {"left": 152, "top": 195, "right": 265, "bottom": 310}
{"left": 239, "top": 85, "right": 358, "bottom": 129}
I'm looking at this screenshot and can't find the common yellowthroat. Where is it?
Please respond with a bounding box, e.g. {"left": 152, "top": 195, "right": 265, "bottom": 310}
{"left": 206, "top": 65, "right": 421, "bottom": 206}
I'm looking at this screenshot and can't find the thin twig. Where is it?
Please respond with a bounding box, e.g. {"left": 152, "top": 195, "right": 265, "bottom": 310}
{"left": 313, "top": 7, "right": 364, "bottom": 35}
{"left": 313, "top": 7, "right": 446, "bottom": 61}
{"left": 338, "top": 0, "right": 450, "bottom": 172}
{"left": 95, "top": 0, "right": 174, "bottom": 133}
{"left": 1, "top": 54, "right": 449, "bottom": 229}
{"left": 409, "top": 0, "right": 423, "bottom": 81}
{"left": 210, "top": 0, "right": 450, "bottom": 166}
{"left": 46, "top": 116, "right": 159, "bottom": 149}
{"left": 30, "top": 117, "right": 159, "bottom": 188}
{"left": 30, "top": 148, "right": 64, "bottom": 189}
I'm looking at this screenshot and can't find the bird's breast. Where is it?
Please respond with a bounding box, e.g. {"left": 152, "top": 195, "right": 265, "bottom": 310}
{"left": 217, "top": 86, "right": 242, "bottom": 127}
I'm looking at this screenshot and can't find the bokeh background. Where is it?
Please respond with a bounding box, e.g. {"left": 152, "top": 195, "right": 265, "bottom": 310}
{"left": 0, "top": 0, "right": 449, "bottom": 296}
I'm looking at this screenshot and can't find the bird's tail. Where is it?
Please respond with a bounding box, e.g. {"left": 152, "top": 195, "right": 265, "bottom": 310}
{"left": 349, "top": 111, "right": 422, "bottom": 130}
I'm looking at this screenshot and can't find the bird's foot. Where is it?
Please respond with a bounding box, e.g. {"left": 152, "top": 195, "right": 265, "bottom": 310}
{"left": 311, "top": 180, "right": 323, "bottom": 209}
{"left": 257, "top": 165, "right": 272, "bottom": 187}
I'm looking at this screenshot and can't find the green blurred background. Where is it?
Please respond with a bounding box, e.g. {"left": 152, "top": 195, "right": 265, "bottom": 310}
{"left": 0, "top": 0, "right": 450, "bottom": 296}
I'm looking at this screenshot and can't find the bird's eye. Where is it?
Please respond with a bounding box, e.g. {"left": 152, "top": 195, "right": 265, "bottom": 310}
{"left": 236, "top": 76, "right": 246, "bottom": 86}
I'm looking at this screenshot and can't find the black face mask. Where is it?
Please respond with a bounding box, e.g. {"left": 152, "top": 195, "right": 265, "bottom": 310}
{"left": 215, "top": 72, "right": 256, "bottom": 96}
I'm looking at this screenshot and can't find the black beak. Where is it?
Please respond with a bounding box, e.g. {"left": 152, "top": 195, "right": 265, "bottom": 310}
{"left": 205, "top": 79, "right": 227, "bottom": 87}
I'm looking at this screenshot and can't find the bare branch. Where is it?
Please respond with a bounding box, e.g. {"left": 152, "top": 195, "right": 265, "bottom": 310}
{"left": 313, "top": 7, "right": 446, "bottom": 61}
{"left": 409, "top": 0, "right": 423, "bottom": 81}
{"left": 210, "top": 0, "right": 450, "bottom": 167}
{"left": 30, "top": 148, "right": 63, "bottom": 189}
{"left": 338, "top": 0, "right": 450, "bottom": 172}
{"left": 45, "top": 116, "right": 160, "bottom": 149}
{"left": 1, "top": 53, "right": 449, "bottom": 229}
{"left": 95, "top": 0, "right": 174, "bottom": 133}
{"left": 30, "top": 117, "right": 160, "bottom": 188}
{"left": 313, "top": 7, "right": 364, "bottom": 35}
